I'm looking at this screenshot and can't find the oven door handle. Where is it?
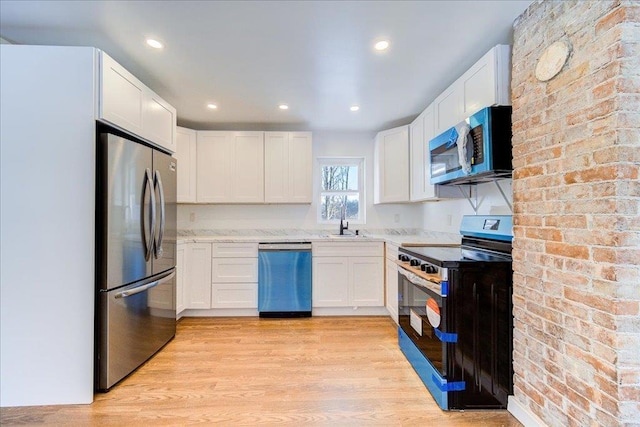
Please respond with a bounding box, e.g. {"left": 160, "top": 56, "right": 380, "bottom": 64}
{"left": 397, "top": 266, "right": 443, "bottom": 299}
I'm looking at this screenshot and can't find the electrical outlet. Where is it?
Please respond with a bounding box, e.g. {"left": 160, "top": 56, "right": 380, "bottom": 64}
{"left": 189, "top": 212, "right": 196, "bottom": 222}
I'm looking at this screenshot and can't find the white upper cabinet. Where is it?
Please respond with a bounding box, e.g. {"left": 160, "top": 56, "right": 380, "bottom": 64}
{"left": 433, "top": 45, "right": 512, "bottom": 136}
{"left": 264, "top": 132, "right": 313, "bottom": 203}
{"left": 433, "top": 84, "right": 464, "bottom": 136}
{"left": 175, "top": 127, "right": 197, "bottom": 203}
{"left": 410, "top": 108, "right": 429, "bottom": 201}
{"left": 99, "top": 51, "right": 176, "bottom": 153}
{"left": 462, "top": 44, "right": 511, "bottom": 117}
{"left": 374, "top": 125, "right": 410, "bottom": 204}
{"left": 196, "top": 131, "right": 264, "bottom": 203}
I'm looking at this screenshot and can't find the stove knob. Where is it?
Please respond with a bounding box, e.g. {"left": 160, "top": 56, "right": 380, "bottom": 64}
{"left": 420, "top": 264, "right": 428, "bottom": 272}
{"left": 410, "top": 259, "right": 420, "bottom": 267}
{"left": 399, "top": 255, "right": 410, "bottom": 262}
{"left": 425, "top": 265, "right": 437, "bottom": 274}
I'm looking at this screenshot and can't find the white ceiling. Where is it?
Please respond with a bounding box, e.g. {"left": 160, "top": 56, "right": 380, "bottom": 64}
{"left": 0, "top": 0, "right": 531, "bottom": 132}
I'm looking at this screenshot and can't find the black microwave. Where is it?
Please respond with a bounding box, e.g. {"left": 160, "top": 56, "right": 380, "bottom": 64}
{"left": 429, "top": 106, "right": 512, "bottom": 185}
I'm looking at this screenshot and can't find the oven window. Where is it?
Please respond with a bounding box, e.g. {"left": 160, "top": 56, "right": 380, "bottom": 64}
{"left": 398, "top": 273, "right": 446, "bottom": 376}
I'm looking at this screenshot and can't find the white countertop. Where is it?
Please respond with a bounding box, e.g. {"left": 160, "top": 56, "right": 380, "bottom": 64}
{"left": 177, "top": 230, "right": 461, "bottom": 247}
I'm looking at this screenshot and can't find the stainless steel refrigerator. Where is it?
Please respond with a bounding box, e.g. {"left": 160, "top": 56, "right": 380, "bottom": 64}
{"left": 95, "top": 126, "right": 177, "bottom": 391}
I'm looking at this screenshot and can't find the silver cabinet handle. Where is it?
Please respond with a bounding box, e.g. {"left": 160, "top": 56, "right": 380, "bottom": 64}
{"left": 153, "top": 169, "right": 165, "bottom": 259}
{"left": 114, "top": 271, "right": 175, "bottom": 299}
{"left": 142, "top": 168, "right": 156, "bottom": 261}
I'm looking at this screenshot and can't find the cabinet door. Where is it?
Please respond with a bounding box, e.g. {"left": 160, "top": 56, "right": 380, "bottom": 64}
{"left": 100, "top": 52, "right": 145, "bottom": 137}
{"left": 212, "top": 283, "right": 257, "bottom": 308}
{"left": 350, "top": 257, "right": 384, "bottom": 307}
{"left": 212, "top": 258, "right": 258, "bottom": 283}
{"left": 461, "top": 45, "right": 512, "bottom": 117}
{"left": 232, "top": 132, "right": 264, "bottom": 203}
{"left": 411, "top": 105, "right": 439, "bottom": 201}
{"left": 434, "top": 84, "right": 464, "bottom": 136}
{"left": 374, "top": 125, "right": 409, "bottom": 204}
{"left": 288, "top": 132, "right": 312, "bottom": 203}
{"left": 312, "top": 257, "right": 349, "bottom": 307}
{"left": 176, "top": 243, "right": 186, "bottom": 315}
{"left": 142, "top": 92, "right": 176, "bottom": 153}
{"left": 176, "top": 127, "right": 197, "bottom": 203}
{"left": 264, "top": 132, "right": 289, "bottom": 203}
{"left": 462, "top": 48, "right": 496, "bottom": 118}
{"left": 385, "top": 258, "right": 399, "bottom": 324}
{"left": 196, "top": 131, "right": 232, "bottom": 202}
{"left": 410, "top": 112, "right": 427, "bottom": 201}
{"left": 186, "top": 243, "right": 212, "bottom": 309}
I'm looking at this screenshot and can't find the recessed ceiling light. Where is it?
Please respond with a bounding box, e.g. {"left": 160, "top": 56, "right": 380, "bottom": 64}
{"left": 146, "top": 39, "right": 164, "bottom": 49}
{"left": 374, "top": 40, "right": 389, "bottom": 51}
{"left": 278, "top": 104, "right": 289, "bottom": 110}
{"left": 350, "top": 105, "right": 360, "bottom": 112}
{"left": 206, "top": 103, "right": 218, "bottom": 110}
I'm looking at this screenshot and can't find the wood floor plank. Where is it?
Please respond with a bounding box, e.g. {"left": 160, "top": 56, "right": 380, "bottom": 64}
{"left": 1, "top": 316, "right": 522, "bottom": 426}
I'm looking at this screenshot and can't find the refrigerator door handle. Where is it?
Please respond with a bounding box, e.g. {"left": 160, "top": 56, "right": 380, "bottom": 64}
{"left": 114, "top": 271, "right": 176, "bottom": 299}
{"left": 153, "top": 169, "right": 166, "bottom": 259}
{"left": 142, "top": 168, "right": 156, "bottom": 261}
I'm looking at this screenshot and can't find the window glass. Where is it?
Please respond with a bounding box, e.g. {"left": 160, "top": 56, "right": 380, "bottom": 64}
{"left": 321, "top": 165, "right": 359, "bottom": 191}
{"left": 318, "top": 158, "right": 364, "bottom": 224}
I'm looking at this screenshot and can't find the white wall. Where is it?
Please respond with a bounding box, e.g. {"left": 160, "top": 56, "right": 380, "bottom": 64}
{"left": 421, "top": 180, "right": 513, "bottom": 234}
{"left": 178, "top": 130, "right": 424, "bottom": 231}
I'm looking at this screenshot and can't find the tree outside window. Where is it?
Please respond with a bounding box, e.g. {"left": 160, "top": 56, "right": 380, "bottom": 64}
{"left": 318, "top": 158, "right": 364, "bottom": 223}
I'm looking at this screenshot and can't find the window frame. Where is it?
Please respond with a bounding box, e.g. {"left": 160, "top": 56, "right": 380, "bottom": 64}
{"left": 317, "top": 157, "right": 365, "bottom": 225}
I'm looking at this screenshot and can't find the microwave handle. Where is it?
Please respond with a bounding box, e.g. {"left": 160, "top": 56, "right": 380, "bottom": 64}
{"left": 456, "top": 123, "right": 472, "bottom": 174}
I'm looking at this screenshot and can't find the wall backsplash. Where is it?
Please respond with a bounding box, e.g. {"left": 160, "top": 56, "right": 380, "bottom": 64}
{"left": 421, "top": 180, "right": 513, "bottom": 234}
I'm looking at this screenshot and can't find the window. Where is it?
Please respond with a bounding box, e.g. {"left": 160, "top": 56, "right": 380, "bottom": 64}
{"left": 318, "top": 157, "right": 364, "bottom": 224}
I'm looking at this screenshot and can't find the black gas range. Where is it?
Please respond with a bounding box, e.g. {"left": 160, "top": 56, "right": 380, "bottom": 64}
{"left": 397, "top": 215, "right": 513, "bottom": 410}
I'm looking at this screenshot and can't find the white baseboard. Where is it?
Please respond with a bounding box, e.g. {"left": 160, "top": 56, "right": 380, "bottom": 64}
{"left": 508, "top": 396, "right": 547, "bottom": 427}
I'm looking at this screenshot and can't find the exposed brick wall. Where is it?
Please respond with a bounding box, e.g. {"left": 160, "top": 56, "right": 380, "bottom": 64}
{"left": 511, "top": 1, "right": 639, "bottom": 426}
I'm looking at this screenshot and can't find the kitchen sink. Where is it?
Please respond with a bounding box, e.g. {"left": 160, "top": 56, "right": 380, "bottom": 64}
{"left": 327, "top": 233, "right": 367, "bottom": 239}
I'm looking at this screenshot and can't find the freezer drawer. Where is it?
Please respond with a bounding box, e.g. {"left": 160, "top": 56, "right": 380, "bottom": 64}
{"left": 96, "top": 270, "right": 176, "bottom": 391}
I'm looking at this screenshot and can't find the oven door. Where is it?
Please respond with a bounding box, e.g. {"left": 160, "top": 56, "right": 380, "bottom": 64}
{"left": 398, "top": 269, "right": 448, "bottom": 377}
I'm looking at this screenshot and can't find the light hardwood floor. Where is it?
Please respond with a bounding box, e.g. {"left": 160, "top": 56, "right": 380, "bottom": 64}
{"left": 1, "top": 317, "right": 521, "bottom": 426}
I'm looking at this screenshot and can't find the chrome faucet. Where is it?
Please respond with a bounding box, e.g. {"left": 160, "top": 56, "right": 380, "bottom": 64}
{"left": 339, "top": 219, "right": 349, "bottom": 235}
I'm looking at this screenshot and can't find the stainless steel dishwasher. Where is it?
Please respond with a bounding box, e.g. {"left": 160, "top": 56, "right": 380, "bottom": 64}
{"left": 258, "top": 242, "right": 312, "bottom": 318}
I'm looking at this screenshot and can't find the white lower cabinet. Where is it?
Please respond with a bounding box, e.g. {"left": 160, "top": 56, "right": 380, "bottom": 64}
{"left": 312, "top": 242, "right": 384, "bottom": 308}
{"left": 185, "top": 243, "right": 212, "bottom": 309}
{"left": 211, "top": 243, "right": 258, "bottom": 309}
{"left": 385, "top": 243, "right": 399, "bottom": 324}
{"left": 312, "top": 257, "right": 349, "bottom": 306}
{"left": 351, "top": 257, "right": 385, "bottom": 306}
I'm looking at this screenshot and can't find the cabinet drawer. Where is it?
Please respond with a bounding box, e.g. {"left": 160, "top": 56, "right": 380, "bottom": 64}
{"left": 212, "top": 242, "right": 258, "bottom": 258}
{"left": 212, "top": 258, "right": 258, "bottom": 283}
{"left": 313, "top": 242, "right": 383, "bottom": 258}
{"left": 211, "top": 283, "right": 257, "bottom": 308}
{"left": 385, "top": 243, "right": 399, "bottom": 260}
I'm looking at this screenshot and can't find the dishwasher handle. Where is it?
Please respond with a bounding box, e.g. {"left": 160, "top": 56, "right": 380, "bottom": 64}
{"left": 258, "top": 243, "right": 312, "bottom": 251}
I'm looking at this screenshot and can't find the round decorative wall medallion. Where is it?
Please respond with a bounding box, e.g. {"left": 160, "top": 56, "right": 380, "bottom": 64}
{"left": 535, "top": 40, "right": 571, "bottom": 82}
